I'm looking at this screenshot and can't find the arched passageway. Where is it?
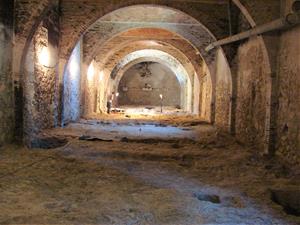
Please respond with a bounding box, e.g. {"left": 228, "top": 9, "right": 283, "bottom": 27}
{"left": 2, "top": 1, "right": 300, "bottom": 225}
{"left": 61, "top": 5, "right": 232, "bottom": 127}
{"left": 11, "top": 0, "right": 283, "bottom": 157}
{"left": 14, "top": 0, "right": 282, "bottom": 161}
{"left": 15, "top": 3, "right": 238, "bottom": 144}
{"left": 10, "top": 0, "right": 291, "bottom": 167}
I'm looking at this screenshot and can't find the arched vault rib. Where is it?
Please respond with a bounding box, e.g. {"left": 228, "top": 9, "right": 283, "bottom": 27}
{"left": 95, "top": 39, "right": 202, "bottom": 84}
{"left": 82, "top": 5, "right": 216, "bottom": 78}
{"left": 84, "top": 28, "right": 204, "bottom": 80}
{"left": 60, "top": 1, "right": 231, "bottom": 60}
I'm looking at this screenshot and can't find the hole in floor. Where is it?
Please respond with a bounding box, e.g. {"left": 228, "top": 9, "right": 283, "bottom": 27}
{"left": 193, "top": 192, "right": 221, "bottom": 204}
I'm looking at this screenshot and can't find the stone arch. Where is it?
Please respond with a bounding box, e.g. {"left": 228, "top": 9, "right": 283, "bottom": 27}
{"left": 88, "top": 38, "right": 208, "bottom": 118}
{"left": 96, "top": 40, "right": 201, "bottom": 85}
{"left": 111, "top": 50, "right": 192, "bottom": 112}
{"left": 86, "top": 49, "right": 193, "bottom": 115}
{"left": 60, "top": 1, "right": 228, "bottom": 59}
{"left": 14, "top": 0, "right": 275, "bottom": 148}
{"left": 69, "top": 5, "right": 217, "bottom": 80}
{"left": 15, "top": 2, "right": 60, "bottom": 144}
{"left": 15, "top": 0, "right": 54, "bottom": 80}
{"left": 61, "top": 4, "right": 233, "bottom": 129}
{"left": 228, "top": 1, "right": 274, "bottom": 153}
{"left": 114, "top": 58, "right": 189, "bottom": 112}
{"left": 86, "top": 30, "right": 212, "bottom": 118}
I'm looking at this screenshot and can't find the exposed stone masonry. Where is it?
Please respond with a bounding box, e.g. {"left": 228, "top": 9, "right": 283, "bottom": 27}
{"left": 0, "top": 1, "right": 299, "bottom": 224}
{"left": 0, "top": 0, "right": 14, "bottom": 145}
{"left": 0, "top": 0, "right": 299, "bottom": 166}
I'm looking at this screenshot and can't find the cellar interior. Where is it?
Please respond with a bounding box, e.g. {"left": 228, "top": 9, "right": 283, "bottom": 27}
{"left": 0, "top": 0, "right": 299, "bottom": 224}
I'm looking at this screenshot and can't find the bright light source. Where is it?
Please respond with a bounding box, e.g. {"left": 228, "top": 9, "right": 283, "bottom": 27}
{"left": 39, "top": 46, "right": 49, "bottom": 67}
{"left": 159, "top": 94, "right": 163, "bottom": 99}
{"left": 87, "top": 62, "right": 95, "bottom": 81}
{"left": 116, "top": 92, "right": 120, "bottom": 97}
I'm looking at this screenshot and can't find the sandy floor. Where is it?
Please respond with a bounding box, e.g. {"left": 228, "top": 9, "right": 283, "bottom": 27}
{"left": 46, "top": 117, "right": 214, "bottom": 142}
{"left": 0, "top": 117, "right": 300, "bottom": 225}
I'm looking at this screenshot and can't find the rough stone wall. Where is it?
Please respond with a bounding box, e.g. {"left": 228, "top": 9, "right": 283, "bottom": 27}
{"left": 193, "top": 70, "right": 200, "bottom": 116}
{"left": 23, "top": 8, "right": 60, "bottom": 144}
{"left": 200, "top": 64, "right": 212, "bottom": 121}
{"left": 215, "top": 49, "right": 232, "bottom": 130}
{"left": 14, "top": 0, "right": 53, "bottom": 82}
{"left": 63, "top": 41, "right": 82, "bottom": 125}
{"left": 14, "top": 0, "right": 51, "bottom": 44}
{"left": 94, "top": 67, "right": 110, "bottom": 114}
{"left": 235, "top": 37, "right": 269, "bottom": 149}
{"left": 34, "top": 29, "right": 56, "bottom": 129}
{"left": 118, "top": 62, "right": 181, "bottom": 107}
{"left": 23, "top": 41, "right": 35, "bottom": 137}
{"left": 59, "top": 3, "right": 223, "bottom": 107}
{"left": 90, "top": 38, "right": 202, "bottom": 85}
{"left": 60, "top": 0, "right": 228, "bottom": 59}
{"left": 0, "top": 0, "right": 14, "bottom": 145}
{"left": 13, "top": 0, "right": 59, "bottom": 141}
{"left": 239, "top": 0, "right": 280, "bottom": 26}
{"left": 84, "top": 60, "right": 99, "bottom": 116}
{"left": 276, "top": 0, "right": 300, "bottom": 165}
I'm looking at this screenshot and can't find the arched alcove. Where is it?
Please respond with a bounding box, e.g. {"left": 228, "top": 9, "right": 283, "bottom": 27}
{"left": 117, "top": 62, "right": 182, "bottom": 110}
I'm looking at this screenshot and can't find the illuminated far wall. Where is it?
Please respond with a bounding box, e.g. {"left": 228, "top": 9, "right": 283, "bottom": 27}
{"left": 118, "top": 62, "right": 181, "bottom": 107}
{"left": 63, "top": 41, "right": 82, "bottom": 124}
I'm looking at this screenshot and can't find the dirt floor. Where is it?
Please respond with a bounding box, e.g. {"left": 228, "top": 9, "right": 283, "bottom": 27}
{"left": 0, "top": 115, "right": 300, "bottom": 225}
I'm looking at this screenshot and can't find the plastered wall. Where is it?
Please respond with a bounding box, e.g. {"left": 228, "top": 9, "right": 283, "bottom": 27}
{"left": 118, "top": 62, "right": 181, "bottom": 107}
{"left": 63, "top": 41, "right": 82, "bottom": 125}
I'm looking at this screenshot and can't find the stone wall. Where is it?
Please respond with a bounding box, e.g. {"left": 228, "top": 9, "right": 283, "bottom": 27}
{"left": 276, "top": 0, "right": 300, "bottom": 165}
{"left": 23, "top": 8, "right": 60, "bottom": 145}
{"left": 60, "top": 0, "right": 228, "bottom": 60}
{"left": 233, "top": 0, "right": 299, "bottom": 162}
{"left": 14, "top": 0, "right": 52, "bottom": 83}
{"left": 200, "top": 64, "right": 212, "bottom": 121}
{"left": 235, "top": 37, "right": 269, "bottom": 149}
{"left": 0, "top": 0, "right": 14, "bottom": 145}
{"left": 13, "top": 0, "right": 57, "bottom": 141}
{"left": 84, "top": 60, "right": 98, "bottom": 116}
{"left": 215, "top": 49, "right": 232, "bottom": 130}
{"left": 193, "top": 70, "right": 200, "bottom": 116}
{"left": 118, "top": 62, "right": 181, "bottom": 107}
{"left": 7, "top": 1, "right": 299, "bottom": 164}
{"left": 63, "top": 41, "right": 82, "bottom": 125}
